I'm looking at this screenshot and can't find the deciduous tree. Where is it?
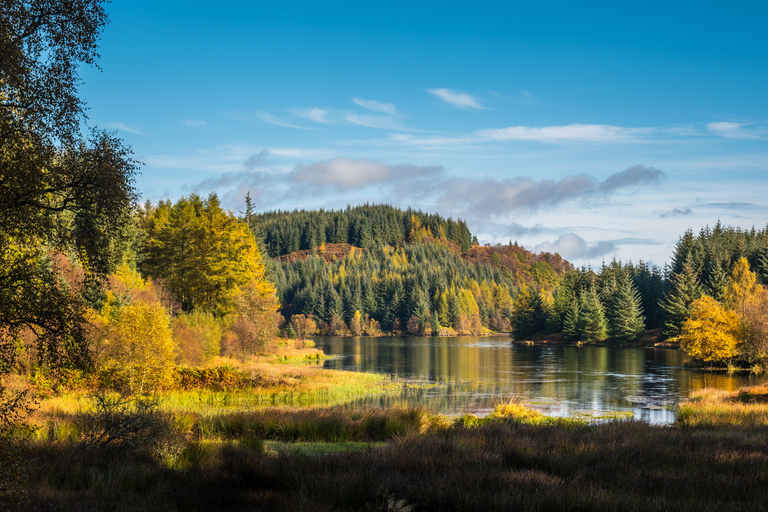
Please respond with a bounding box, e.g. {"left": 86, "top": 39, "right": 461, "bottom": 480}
{"left": 678, "top": 295, "right": 742, "bottom": 364}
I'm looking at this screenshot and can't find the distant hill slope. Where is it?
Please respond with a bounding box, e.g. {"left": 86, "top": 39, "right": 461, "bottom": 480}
{"left": 255, "top": 205, "right": 572, "bottom": 335}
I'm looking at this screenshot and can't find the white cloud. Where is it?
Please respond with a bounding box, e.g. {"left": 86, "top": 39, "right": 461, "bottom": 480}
{"left": 290, "top": 158, "right": 441, "bottom": 191}
{"left": 345, "top": 114, "right": 408, "bottom": 131}
{"left": 480, "top": 124, "right": 651, "bottom": 144}
{"left": 427, "top": 88, "right": 486, "bottom": 109}
{"left": 534, "top": 233, "right": 616, "bottom": 261}
{"left": 293, "top": 107, "right": 330, "bottom": 123}
{"left": 706, "top": 122, "right": 763, "bottom": 139}
{"left": 352, "top": 97, "right": 397, "bottom": 114}
{"left": 106, "top": 122, "right": 147, "bottom": 135}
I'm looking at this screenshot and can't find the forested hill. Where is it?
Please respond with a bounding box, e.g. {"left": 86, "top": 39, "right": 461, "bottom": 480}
{"left": 249, "top": 204, "right": 573, "bottom": 336}
{"left": 253, "top": 204, "right": 474, "bottom": 257}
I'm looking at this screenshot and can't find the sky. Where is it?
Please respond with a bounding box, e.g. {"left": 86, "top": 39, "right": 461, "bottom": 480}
{"left": 78, "top": 0, "right": 768, "bottom": 268}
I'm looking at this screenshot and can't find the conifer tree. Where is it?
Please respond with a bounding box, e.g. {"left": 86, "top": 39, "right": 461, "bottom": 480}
{"left": 579, "top": 288, "right": 608, "bottom": 343}
{"left": 608, "top": 277, "right": 646, "bottom": 342}
{"left": 660, "top": 258, "right": 702, "bottom": 340}
{"left": 562, "top": 299, "right": 581, "bottom": 341}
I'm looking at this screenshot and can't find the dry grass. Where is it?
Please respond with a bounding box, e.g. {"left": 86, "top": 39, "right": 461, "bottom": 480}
{"left": 678, "top": 384, "right": 768, "bottom": 426}
{"left": 14, "top": 405, "right": 768, "bottom": 512}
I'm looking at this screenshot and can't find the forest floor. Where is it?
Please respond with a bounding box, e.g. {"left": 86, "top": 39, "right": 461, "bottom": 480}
{"left": 5, "top": 347, "right": 768, "bottom": 511}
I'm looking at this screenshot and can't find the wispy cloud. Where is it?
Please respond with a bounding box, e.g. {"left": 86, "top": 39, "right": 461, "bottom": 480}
{"left": 660, "top": 207, "right": 693, "bottom": 218}
{"left": 292, "top": 107, "right": 330, "bottom": 123}
{"left": 106, "top": 122, "right": 147, "bottom": 135}
{"left": 290, "top": 158, "right": 441, "bottom": 191}
{"left": 345, "top": 114, "right": 408, "bottom": 131}
{"left": 352, "top": 97, "right": 397, "bottom": 115}
{"left": 480, "top": 124, "right": 652, "bottom": 144}
{"left": 599, "top": 165, "right": 665, "bottom": 192}
{"left": 432, "top": 165, "right": 666, "bottom": 216}
{"left": 255, "top": 111, "right": 315, "bottom": 130}
{"left": 706, "top": 122, "right": 764, "bottom": 139}
{"left": 428, "top": 88, "right": 486, "bottom": 109}
{"left": 182, "top": 119, "right": 207, "bottom": 128}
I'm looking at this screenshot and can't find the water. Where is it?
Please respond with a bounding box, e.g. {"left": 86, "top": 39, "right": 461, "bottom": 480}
{"left": 316, "top": 336, "right": 768, "bottom": 424}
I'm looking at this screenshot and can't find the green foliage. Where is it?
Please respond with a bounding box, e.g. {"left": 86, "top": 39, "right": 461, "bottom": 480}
{"left": 579, "top": 288, "right": 608, "bottom": 343}
{"left": 660, "top": 257, "right": 702, "bottom": 340}
{"left": 607, "top": 276, "right": 646, "bottom": 342}
{"left": 512, "top": 287, "right": 548, "bottom": 340}
{"left": 258, "top": 204, "right": 474, "bottom": 256}
{"left": 670, "top": 222, "right": 768, "bottom": 295}
{"left": 280, "top": 241, "right": 513, "bottom": 333}
{"left": 1, "top": 1, "right": 138, "bottom": 397}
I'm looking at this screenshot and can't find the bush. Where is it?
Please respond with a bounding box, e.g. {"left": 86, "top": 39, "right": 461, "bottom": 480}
{"left": 77, "top": 391, "right": 172, "bottom": 449}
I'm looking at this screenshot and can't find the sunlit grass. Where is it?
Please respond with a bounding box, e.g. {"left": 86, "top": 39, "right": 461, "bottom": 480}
{"left": 677, "top": 384, "right": 768, "bottom": 426}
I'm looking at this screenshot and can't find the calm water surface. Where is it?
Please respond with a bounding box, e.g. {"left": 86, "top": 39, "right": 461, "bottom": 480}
{"left": 316, "top": 336, "right": 768, "bottom": 425}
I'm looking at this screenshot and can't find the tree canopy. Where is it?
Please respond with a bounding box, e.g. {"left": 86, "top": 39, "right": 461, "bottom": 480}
{"left": 140, "top": 193, "right": 271, "bottom": 317}
{"left": 1, "top": 0, "right": 138, "bottom": 380}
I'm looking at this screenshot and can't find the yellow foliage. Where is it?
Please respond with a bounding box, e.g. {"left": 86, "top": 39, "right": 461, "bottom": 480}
{"left": 725, "top": 257, "right": 764, "bottom": 317}
{"left": 104, "top": 301, "right": 175, "bottom": 394}
{"left": 678, "top": 295, "right": 743, "bottom": 363}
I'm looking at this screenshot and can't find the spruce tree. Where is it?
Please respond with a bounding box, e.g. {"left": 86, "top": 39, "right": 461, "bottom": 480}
{"left": 562, "top": 299, "right": 581, "bottom": 342}
{"left": 579, "top": 288, "right": 608, "bottom": 343}
{"left": 660, "top": 258, "right": 702, "bottom": 340}
{"left": 609, "top": 277, "right": 646, "bottom": 342}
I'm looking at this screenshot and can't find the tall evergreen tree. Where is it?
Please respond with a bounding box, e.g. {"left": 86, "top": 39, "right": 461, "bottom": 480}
{"left": 660, "top": 258, "right": 702, "bottom": 340}
{"left": 562, "top": 299, "right": 581, "bottom": 342}
{"left": 608, "top": 277, "right": 645, "bottom": 341}
{"left": 579, "top": 288, "right": 608, "bottom": 343}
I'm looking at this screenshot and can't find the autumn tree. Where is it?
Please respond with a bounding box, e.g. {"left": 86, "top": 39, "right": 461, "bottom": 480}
{"left": 141, "top": 193, "right": 267, "bottom": 316}
{"left": 103, "top": 301, "right": 175, "bottom": 394}
{"left": 678, "top": 295, "right": 742, "bottom": 364}
{"left": 1, "top": 1, "right": 137, "bottom": 428}
{"left": 724, "top": 258, "right": 764, "bottom": 317}
{"left": 290, "top": 314, "right": 318, "bottom": 340}
{"left": 228, "top": 280, "right": 280, "bottom": 360}
{"left": 722, "top": 258, "right": 768, "bottom": 364}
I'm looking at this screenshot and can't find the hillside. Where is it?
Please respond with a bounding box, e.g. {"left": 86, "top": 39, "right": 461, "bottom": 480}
{"left": 251, "top": 205, "right": 572, "bottom": 336}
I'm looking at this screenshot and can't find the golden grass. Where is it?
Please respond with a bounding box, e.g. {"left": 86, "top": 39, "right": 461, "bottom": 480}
{"left": 677, "top": 384, "right": 768, "bottom": 426}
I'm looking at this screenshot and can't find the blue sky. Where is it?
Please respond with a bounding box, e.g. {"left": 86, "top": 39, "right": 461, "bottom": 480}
{"left": 79, "top": 1, "right": 768, "bottom": 267}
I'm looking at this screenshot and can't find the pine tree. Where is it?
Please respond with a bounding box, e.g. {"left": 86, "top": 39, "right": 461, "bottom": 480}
{"left": 660, "top": 257, "right": 702, "bottom": 340}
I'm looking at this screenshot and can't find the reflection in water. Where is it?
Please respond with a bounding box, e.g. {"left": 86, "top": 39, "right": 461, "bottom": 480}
{"left": 317, "top": 336, "right": 768, "bottom": 425}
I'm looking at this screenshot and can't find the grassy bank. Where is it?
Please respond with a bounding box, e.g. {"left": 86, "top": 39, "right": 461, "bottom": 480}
{"left": 8, "top": 399, "right": 768, "bottom": 511}
{"left": 9, "top": 354, "right": 768, "bottom": 511}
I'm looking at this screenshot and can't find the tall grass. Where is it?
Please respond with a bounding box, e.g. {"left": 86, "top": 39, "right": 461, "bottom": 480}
{"left": 678, "top": 384, "right": 768, "bottom": 426}
{"left": 17, "top": 411, "right": 768, "bottom": 512}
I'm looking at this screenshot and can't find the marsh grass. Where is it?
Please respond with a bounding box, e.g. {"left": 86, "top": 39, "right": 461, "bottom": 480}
{"left": 678, "top": 384, "right": 768, "bottom": 426}
{"left": 15, "top": 398, "right": 768, "bottom": 511}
